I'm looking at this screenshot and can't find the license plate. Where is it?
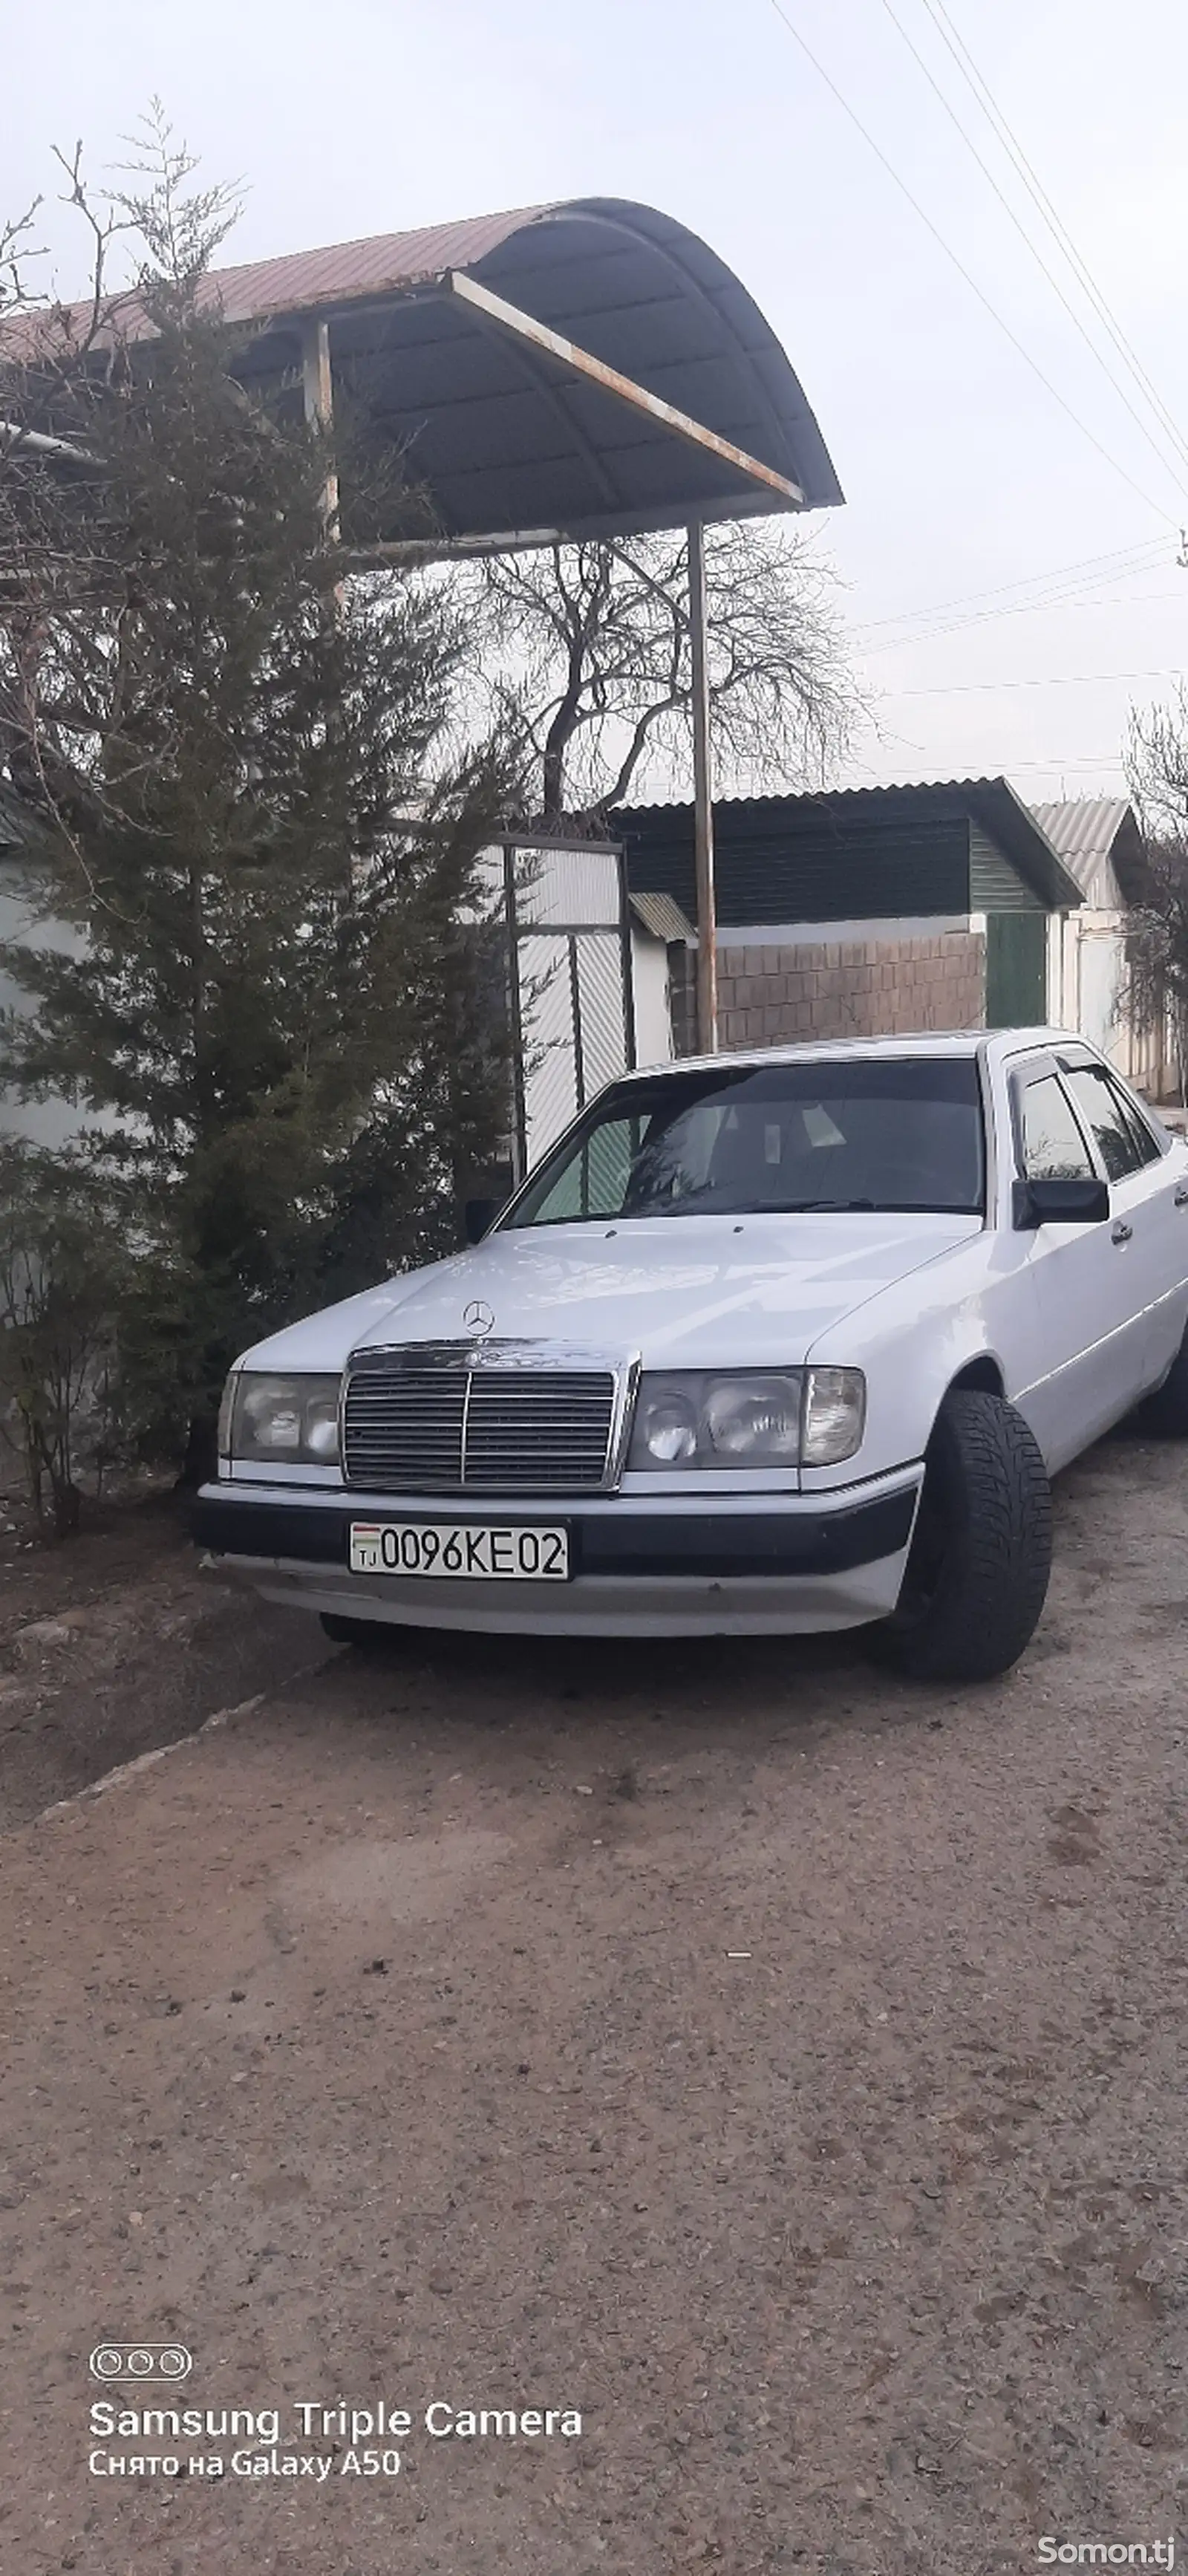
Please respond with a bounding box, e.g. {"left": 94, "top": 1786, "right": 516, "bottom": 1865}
{"left": 348, "top": 1520, "right": 570, "bottom": 1581}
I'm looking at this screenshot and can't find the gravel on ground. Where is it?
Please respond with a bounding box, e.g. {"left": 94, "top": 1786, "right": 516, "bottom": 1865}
{"left": 0, "top": 1431, "right": 1184, "bottom": 2575}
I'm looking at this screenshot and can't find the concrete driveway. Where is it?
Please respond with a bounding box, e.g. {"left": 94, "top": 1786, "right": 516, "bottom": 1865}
{"left": 1, "top": 1432, "right": 1185, "bottom": 2575}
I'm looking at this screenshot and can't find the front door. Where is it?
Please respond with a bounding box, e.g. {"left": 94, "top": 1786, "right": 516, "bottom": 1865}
{"left": 1008, "top": 1056, "right": 1147, "bottom": 1468}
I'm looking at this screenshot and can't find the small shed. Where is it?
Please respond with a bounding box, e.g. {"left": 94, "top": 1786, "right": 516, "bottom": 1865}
{"left": 627, "top": 891, "right": 697, "bottom": 1061}
{"left": 614, "top": 779, "right": 1082, "bottom": 1047}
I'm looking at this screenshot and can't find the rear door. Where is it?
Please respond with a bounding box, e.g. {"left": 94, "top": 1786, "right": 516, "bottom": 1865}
{"left": 1007, "top": 1053, "right": 1146, "bottom": 1467}
{"left": 1057, "top": 1050, "right": 1188, "bottom": 1387}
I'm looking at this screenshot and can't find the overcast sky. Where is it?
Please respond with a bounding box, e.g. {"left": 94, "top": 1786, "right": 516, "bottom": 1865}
{"left": 8, "top": 0, "right": 1188, "bottom": 804}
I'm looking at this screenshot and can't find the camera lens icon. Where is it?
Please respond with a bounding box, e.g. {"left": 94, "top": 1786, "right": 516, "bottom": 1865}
{"left": 89, "top": 2343, "right": 192, "bottom": 2382}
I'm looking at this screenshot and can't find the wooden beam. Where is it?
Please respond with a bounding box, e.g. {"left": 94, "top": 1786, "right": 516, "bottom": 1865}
{"left": 335, "top": 527, "right": 566, "bottom": 571}
{"left": 447, "top": 272, "right": 805, "bottom": 508}
{"left": 300, "top": 316, "right": 340, "bottom": 536}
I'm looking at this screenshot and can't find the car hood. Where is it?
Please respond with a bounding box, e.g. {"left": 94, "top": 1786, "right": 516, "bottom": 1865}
{"left": 241, "top": 1211, "right": 982, "bottom": 1374}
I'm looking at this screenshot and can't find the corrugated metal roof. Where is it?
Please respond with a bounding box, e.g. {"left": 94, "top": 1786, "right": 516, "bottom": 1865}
{"left": 621, "top": 778, "right": 1067, "bottom": 818}
{"left": 22, "top": 208, "right": 549, "bottom": 345}
{"left": 1029, "top": 798, "right": 1131, "bottom": 885}
{"left": 628, "top": 890, "right": 696, "bottom": 944}
{"left": 614, "top": 778, "right": 1083, "bottom": 918}
{"left": 1028, "top": 796, "right": 1149, "bottom": 906}
{"left": 4, "top": 198, "right": 843, "bottom": 541}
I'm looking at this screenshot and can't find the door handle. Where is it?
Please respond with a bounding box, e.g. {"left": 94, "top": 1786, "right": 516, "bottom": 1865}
{"left": 1175, "top": 1185, "right": 1188, "bottom": 1208}
{"left": 1112, "top": 1220, "right": 1133, "bottom": 1245}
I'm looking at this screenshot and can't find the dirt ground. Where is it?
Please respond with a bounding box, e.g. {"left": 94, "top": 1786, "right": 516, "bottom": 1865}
{"left": 0, "top": 1494, "right": 320, "bottom": 1829}
{"left": 1, "top": 1431, "right": 1186, "bottom": 2575}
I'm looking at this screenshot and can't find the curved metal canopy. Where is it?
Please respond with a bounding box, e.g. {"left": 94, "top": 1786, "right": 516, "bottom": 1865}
{"left": 212, "top": 197, "right": 843, "bottom": 544}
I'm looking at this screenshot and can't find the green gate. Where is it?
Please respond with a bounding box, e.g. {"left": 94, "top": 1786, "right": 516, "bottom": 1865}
{"left": 985, "top": 910, "right": 1047, "bottom": 1028}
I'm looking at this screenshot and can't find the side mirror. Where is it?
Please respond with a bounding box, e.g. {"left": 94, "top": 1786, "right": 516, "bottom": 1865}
{"left": 1014, "top": 1176, "right": 1110, "bottom": 1229}
{"left": 464, "top": 1196, "right": 500, "bottom": 1245}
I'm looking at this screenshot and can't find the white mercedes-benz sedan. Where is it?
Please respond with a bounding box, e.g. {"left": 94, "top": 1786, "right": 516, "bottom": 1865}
{"left": 194, "top": 1030, "right": 1188, "bottom": 1682}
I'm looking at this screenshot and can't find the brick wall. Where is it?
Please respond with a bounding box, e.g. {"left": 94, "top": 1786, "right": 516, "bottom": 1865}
{"left": 717, "top": 931, "right": 986, "bottom": 1050}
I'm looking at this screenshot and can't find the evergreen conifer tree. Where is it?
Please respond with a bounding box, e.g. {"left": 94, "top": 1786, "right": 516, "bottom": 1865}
{"left": 0, "top": 130, "right": 515, "bottom": 1476}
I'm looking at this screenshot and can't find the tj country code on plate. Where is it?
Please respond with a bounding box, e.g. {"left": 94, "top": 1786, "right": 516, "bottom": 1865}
{"left": 349, "top": 1522, "right": 570, "bottom": 1580}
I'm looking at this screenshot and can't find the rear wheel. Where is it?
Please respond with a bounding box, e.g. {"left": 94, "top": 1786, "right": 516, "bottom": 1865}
{"left": 1138, "top": 1318, "right": 1188, "bottom": 1435}
{"left": 873, "top": 1389, "right": 1051, "bottom": 1683}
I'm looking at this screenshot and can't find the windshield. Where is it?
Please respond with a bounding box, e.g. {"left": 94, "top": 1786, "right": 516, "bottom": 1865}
{"left": 505, "top": 1056, "right": 985, "bottom": 1226}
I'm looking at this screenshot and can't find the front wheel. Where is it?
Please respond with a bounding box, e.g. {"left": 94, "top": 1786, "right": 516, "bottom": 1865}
{"left": 872, "top": 1389, "right": 1051, "bottom": 1683}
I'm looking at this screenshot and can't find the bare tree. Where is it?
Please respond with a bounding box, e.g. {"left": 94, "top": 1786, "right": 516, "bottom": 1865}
{"left": 1124, "top": 692, "right": 1188, "bottom": 1096}
{"left": 466, "top": 517, "right": 861, "bottom": 826}
{"left": 0, "top": 200, "right": 46, "bottom": 320}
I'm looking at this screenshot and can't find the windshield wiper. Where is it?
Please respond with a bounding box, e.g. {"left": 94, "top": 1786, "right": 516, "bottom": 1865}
{"left": 621, "top": 1194, "right": 971, "bottom": 1220}
{"left": 747, "top": 1197, "right": 879, "bottom": 1213}
{"left": 638, "top": 1194, "right": 879, "bottom": 1217}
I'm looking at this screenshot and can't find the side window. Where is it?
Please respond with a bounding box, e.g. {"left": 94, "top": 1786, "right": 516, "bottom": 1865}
{"left": 1061, "top": 1064, "right": 1147, "bottom": 1183}
{"left": 1017, "top": 1074, "right": 1094, "bottom": 1182}
{"left": 1103, "top": 1071, "right": 1163, "bottom": 1169}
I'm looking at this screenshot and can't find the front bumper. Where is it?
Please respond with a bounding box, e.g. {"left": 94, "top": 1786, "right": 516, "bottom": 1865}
{"left": 192, "top": 1468, "right": 923, "bottom": 1638}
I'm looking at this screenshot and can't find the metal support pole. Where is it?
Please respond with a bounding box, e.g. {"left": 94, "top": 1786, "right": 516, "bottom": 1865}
{"left": 502, "top": 844, "right": 529, "bottom": 1183}
{"left": 300, "top": 317, "right": 349, "bottom": 896}
{"left": 688, "top": 518, "right": 717, "bottom": 1053}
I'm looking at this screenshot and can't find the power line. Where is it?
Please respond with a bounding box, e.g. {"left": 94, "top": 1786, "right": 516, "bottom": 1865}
{"left": 861, "top": 580, "right": 1186, "bottom": 655}
{"left": 857, "top": 754, "right": 1131, "bottom": 775}
{"left": 857, "top": 538, "right": 1168, "bottom": 635}
{"left": 875, "top": 0, "right": 1188, "bottom": 501}
{"left": 884, "top": 665, "right": 1184, "bottom": 697}
{"left": 984, "top": 758, "right": 1130, "bottom": 773}
{"left": 918, "top": 0, "right": 1188, "bottom": 481}
{"left": 762, "top": 0, "right": 1181, "bottom": 527}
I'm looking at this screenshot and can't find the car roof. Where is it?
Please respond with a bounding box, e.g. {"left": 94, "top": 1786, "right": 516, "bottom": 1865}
{"left": 627, "top": 1027, "right": 1080, "bottom": 1079}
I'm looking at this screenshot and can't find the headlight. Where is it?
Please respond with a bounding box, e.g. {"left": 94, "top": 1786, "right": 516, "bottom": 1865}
{"left": 627, "top": 1368, "right": 865, "bottom": 1470}
{"left": 629, "top": 1370, "right": 803, "bottom": 1469}
{"left": 222, "top": 1372, "right": 342, "bottom": 1466}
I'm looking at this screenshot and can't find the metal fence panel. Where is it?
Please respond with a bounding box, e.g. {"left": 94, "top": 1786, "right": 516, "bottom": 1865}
{"left": 515, "top": 845, "right": 623, "bottom": 930}
{"left": 576, "top": 931, "right": 630, "bottom": 1099}
{"left": 518, "top": 932, "right": 577, "bottom": 1162}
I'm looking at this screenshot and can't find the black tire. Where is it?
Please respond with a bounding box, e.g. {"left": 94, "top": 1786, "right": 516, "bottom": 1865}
{"left": 1138, "top": 1321, "right": 1188, "bottom": 1435}
{"left": 319, "top": 1611, "right": 404, "bottom": 1650}
{"left": 872, "top": 1389, "right": 1052, "bottom": 1684}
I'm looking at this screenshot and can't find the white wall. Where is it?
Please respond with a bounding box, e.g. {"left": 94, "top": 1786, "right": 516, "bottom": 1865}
{"left": 630, "top": 931, "right": 675, "bottom": 1070}
{"left": 1047, "top": 906, "right": 1175, "bottom": 1094}
{"left": 0, "top": 874, "right": 91, "bottom": 1148}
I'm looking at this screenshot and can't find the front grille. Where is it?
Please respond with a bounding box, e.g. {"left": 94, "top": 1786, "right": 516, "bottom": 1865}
{"left": 342, "top": 1352, "right": 619, "bottom": 1494}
